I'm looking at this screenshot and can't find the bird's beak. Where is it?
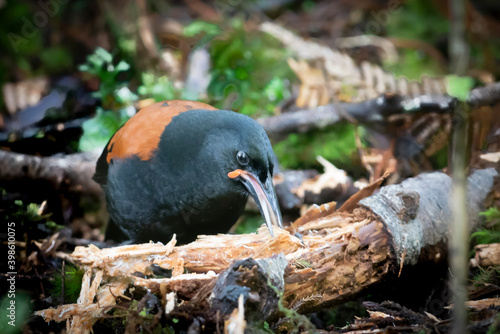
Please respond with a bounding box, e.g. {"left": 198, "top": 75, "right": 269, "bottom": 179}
{"left": 228, "top": 169, "right": 283, "bottom": 236}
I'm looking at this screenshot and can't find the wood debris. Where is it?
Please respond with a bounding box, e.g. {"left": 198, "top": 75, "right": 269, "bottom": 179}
{"left": 35, "top": 271, "right": 129, "bottom": 334}
{"left": 71, "top": 236, "right": 180, "bottom": 276}
{"left": 471, "top": 243, "right": 500, "bottom": 267}
{"left": 332, "top": 301, "right": 445, "bottom": 333}
{"left": 224, "top": 294, "right": 246, "bottom": 334}
{"left": 464, "top": 298, "right": 500, "bottom": 310}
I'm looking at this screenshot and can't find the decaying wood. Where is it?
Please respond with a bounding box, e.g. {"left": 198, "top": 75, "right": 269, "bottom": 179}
{"left": 463, "top": 298, "right": 500, "bottom": 310}
{"left": 274, "top": 169, "right": 319, "bottom": 210}
{"left": 275, "top": 156, "right": 360, "bottom": 212}
{"left": 471, "top": 243, "right": 500, "bottom": 267}
{"left": 35, "top": 168, "right": 497, "bottom": 332}
{"left": 71, "top": 236, "right": 179, "bottom": 276}
{"left": 35, "top": 272, "right": 129, "bottom": 334}
{"left": 359, "top": 169, "right": 497, "bottom": 267}
{"left": 224, "top": 294, "right": 246, "bottom": 334}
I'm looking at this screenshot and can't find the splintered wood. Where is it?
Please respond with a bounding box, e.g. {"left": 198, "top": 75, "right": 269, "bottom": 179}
{"left": 35, "top": 169, "right": 497, "bottom": 333}
{"left": 35, "top": 269, "right": 129, "bottom": 334}
{"left": 71, "top": 235, "right": 180, "bottom": 276}
{"left": 470, "top": 243, "right": 500, "bottom": 267}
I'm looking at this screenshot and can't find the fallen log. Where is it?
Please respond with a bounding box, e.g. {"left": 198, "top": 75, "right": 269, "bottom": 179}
{"left": 0, "top": 149, "right": 102, "bottom": 195}
{"left": 36, "top": 168, "right": 497, "bottom": 332}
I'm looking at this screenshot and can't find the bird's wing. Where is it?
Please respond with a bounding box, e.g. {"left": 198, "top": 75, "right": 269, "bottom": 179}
{"left": 92, "top": 100, "right": 218, "bottom": 185}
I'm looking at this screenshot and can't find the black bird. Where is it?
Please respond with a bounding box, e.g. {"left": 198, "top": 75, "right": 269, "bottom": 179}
{"left": 94, "top": 100, "right": 283, "bottom": 244}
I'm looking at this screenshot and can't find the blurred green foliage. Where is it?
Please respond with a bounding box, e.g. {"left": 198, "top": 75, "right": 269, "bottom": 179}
{"left": 0, "top": 1, "right": 73, "bottom": 110}
{"left": 203, "top": 19, "right": 293, "bottom": 117}
{"left": 274, "top": 124, "right": 358, "bottom": 170}
{"left": 386, "top": 1, "right": 448, "bottom": 41}
{"left": 138, "top": 73, "right": 178, "bottom": 102}
{"left": 488, "top": 313, "right": 500, "bottom": 334}
{"left": 446, "top": 75, "right": 474, "bottom": 101}
{"left": 78, "top": 48, "right": 137, "bottom": 152}
{"left": 384, "top": 0, "right": 448, "bottom": 79}
{"left": 0, "top": 293, "right": 32, "bottom": 334}
{"left": 480, "top": 207, "right": 500, "bottom": 225}
{"left": 0, "top": 2, "right": 73, "bottom": 77}
{"left": 78, "top": 47, "right": 135, "bottom": 108}
{"left": 385, "top": 49, "right": 443, "bottom": 81}
{"left": 183, "top": 21, "right": 222, "bottom": 39}
{"left": 7, "top": 200, "right": 59, "bottom": 231}
{"left": 471, "top": 207, "right": 500, "bottom": 245}
{"left": 234, "top": 214, "right": 265, "bottom": 234}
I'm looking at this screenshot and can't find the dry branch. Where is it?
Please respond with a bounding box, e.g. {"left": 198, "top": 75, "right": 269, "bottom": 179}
{"left": 0, "top": 149, "right": 101, "bottom": 195}
{"left": 35, "top": 168, "right": 497, "bottom": 331}
{"left": 258, "top": 82, "right": 500, "bottom": 140}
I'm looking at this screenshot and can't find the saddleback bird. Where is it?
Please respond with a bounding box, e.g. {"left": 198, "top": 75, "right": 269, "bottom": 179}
{"left": 94, "top": 100, "right": 283, "bottom": 244}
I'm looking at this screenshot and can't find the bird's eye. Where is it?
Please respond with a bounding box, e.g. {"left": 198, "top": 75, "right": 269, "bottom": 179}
{"left": 236, "top": 151, "right": 249, "bottom": 166}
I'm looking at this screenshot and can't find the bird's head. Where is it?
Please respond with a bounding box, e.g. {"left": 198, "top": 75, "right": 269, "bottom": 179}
{"left": 158, "top": 108, "right": 283, "bottom": 235}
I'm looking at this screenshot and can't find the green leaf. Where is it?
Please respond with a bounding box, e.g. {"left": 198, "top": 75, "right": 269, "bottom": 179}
{"left": 234, "top": 215, "right": 265, "bottom": 234}
{"left": 115, "top": 60, "right": 130, "bottom": 72}
{"left": 264, "top": 77, "right": 287, "bottom": 102}
{"left": 115, "top": 87, "right": 138, "bottom": 104}
{"left": 274, "top": 124, "right": 358, "bottom": 170}
{"left": 138, "top": 73, "right": 177, "bottom": 102}
{"left": 471, "top": 229, "right": 500, "bottom": 245}
{"left": 183, "top": 21, "right": 222, "bottom": 38}
{"left": 446, "top": 75, "right": 474, "bottom": 101}
{"left": 40, "top": 47, "right": 73, "bottom": 73}
{"left": 95, "top": 47, "right": 113, "bottom": 63}
{"left": 78, "top": 64, "right": 89, "bottom": 72}
{"left": 79, "top": 108, "right": 129, "bottom": 152}
{"left": 480, "top": 207, "right": 500, "bottom": 223}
